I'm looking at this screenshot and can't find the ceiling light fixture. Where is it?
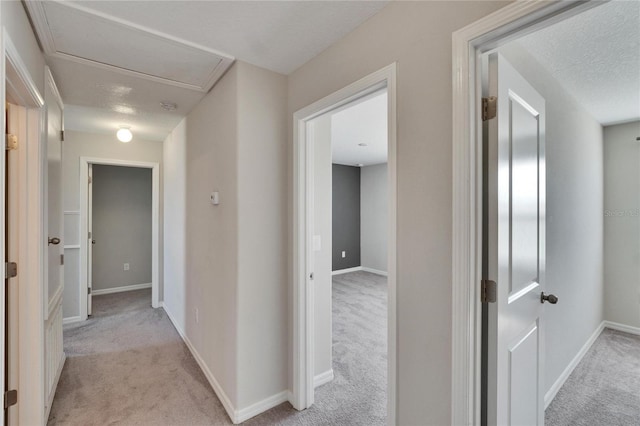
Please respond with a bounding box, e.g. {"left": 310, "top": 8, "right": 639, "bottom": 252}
{"left": 117, "top": 126, "right": 133, "bottom": 143}
{"left": 160, "top": 101, "right": 178, "bottom": 111}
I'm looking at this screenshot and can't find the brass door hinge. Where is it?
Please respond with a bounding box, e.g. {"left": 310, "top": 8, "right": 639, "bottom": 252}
{"left": 481, "top": 279, "right": 497, "bottom": 303}
{"left": 60, "top": 130, "right": 65, "bottom": 142}
{"left": 4, "top": 389, "right": 17, "bottom": 409}
{"left": 482, "top": 96, "right": 497, "bottom": 121}
{"left": 61, "top": 254, "right": 65, "bottom": 265}
{"left": 5, "top": 134, "right": 18, "bottom": 150}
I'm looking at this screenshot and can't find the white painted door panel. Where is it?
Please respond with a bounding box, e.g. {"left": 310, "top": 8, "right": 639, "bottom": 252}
{"left": 87, "top": 164, "right": 93, "bottom": 316}
{"left": 486, "top": 53, "right": 546, "bottom": 426}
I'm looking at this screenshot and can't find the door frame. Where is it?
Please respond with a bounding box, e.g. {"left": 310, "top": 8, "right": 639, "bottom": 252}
{"left": 2, "top": 28, "right": 47, "bottom": 425}
{"left": 451, "top": 1, "right": 606, "bottom": 424}
{"left": 79, "top": 157, "right": 160, "bottom": 320}
{"left": 292, "top": 63, "right": 397, "bottom": 423}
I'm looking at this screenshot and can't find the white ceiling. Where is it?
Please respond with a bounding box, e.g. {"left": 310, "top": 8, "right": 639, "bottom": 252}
{"left": 331, "top": 90, "right": 387, "bottom": 167}
{"left": 516, "top": 0, "right": 640, "bottom": 126}
{"left": 24, "top": 0, "right": 389, "bottom": 142}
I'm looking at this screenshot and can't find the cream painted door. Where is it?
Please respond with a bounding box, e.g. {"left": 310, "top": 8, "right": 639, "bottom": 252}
{"left": 486, "top": 53, "right": 551, "bottom": 426}
{"left": 87, "top": 164, "right": 93, "bottom": 316}
{"left": 46, "top": 85, "right": 63, "bottom": 307}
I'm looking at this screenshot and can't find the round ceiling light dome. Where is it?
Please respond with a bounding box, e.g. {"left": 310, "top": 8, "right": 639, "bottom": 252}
{"left": 117, "top": 127, "right": 133, "bottom": 143}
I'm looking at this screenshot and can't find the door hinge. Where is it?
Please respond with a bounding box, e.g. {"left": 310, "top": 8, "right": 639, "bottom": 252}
{"left": 60, "top": 130, "right": 65, "bottom": 142}
{"left": 481, "top": 279, "right": 497, "bottom": 303}
{"left": 60, "top": 254, "right": 64, "bottom": 265}
{"left": 5, "top": 262, "right": 17, "bottom": 279}
{"left": 482, "top": 96, "right": 497, "bottom": 121}
{"left": 4, "top": 389, "right": 17, "bottom": 409}
{"left": 5, "top": 134, "right": 18, "bottom": 150}
{"left": 88, "top": 287, "right": 91, "bottom": 295}
{"left": 88, "top": 175, "right": 92, "bottom": 184}
{"left": 88, "top": 231, "right": 92, "bottom": 239}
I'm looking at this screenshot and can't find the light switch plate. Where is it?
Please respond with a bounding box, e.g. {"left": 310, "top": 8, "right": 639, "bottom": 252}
{"left": 211, "top": 191, "right": 220, "bottom": 205}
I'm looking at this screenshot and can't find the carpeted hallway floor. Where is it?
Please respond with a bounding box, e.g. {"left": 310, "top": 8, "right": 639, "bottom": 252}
{"left": 545, "top": 328, "right": 640, "bottom": 426}
{"left": 49, "top": 271, "right": 387, "bottom": 425}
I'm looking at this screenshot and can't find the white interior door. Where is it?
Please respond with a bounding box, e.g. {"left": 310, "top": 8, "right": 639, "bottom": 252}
{"left": 46, "top": 86, "right": 63, "bottom": 309}
{"left": 486, "top": 53, "right": 550, "bottom": 426}
{"left": 87, "top": 164, "right": 93, "bottom": 316}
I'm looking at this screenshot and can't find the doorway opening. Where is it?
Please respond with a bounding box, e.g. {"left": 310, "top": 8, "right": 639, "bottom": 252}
{"left": 292, "top": 63, "right": 397, "bottom": 423}
{"left": 452, "top": 1, "right": 640, "bottom": 424}
{"left": 78, "top": 157, "right": 160, "bottom": 321}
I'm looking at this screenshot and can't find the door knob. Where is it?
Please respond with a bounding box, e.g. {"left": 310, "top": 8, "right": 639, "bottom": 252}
{"left": 48, "top": 237, "right": 61, "bottom": 246}
{"left": 92, "top": 240, "right": 96, "bottom": 245}
{"left": 541, "top": 292, "right": 558, "bottom": 304}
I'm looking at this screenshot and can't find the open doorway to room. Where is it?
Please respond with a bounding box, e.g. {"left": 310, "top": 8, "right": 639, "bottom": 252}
{"left": 87, "top": 164, "right": 153, "bottom": 311}
{"left": 450, "top": 1, "right": 640, "bottom": 425}
{"left": 309, "top": 88, "right": 389, "bottom": 424}
{"left": 292, "top": 64, "right": 397, "bottom": 424}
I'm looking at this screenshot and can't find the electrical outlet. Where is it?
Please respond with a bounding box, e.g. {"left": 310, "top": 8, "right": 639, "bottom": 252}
{"left": 341, "top": 251, "right": 346, "bottom": 258}
{"left": 123, "top": 263, "right": 130, "bottom": 271}
{"left": 195, "top": 308, "right": 199, "bottom": 324}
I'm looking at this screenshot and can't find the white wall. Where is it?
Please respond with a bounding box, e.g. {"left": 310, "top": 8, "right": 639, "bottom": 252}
{"left": 163, "top": 61, "right": 288, "bottom": 415}
{"left": 162, "top": 118, "right": 187, "bottom": 330}
{"left": 62, "top": 131, "right": 163, "bottom": 319}
{"left": 236, "top": 61, "right": 288, "bottom": 408}
{"left": 310, "top": 114, "right": 333, "bottom": 378}
{"left": 604, "top": 120, "right": 640, "bottom": 328}
{"left": 287, "top": 2, "right": 507, "bottom": 423}
{"left": 361, "top": 163, "right": 388, "bottom": 273}
{"left": 499, "top": 44, "right": 604, "bottom": 398}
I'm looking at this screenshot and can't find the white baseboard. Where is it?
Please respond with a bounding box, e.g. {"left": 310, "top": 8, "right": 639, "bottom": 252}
{"left": 235, "top": 390, "right": 290, "bottom": 423}
{"left": 45, "top": 353, "right": 66, "bottom": 421}
{"left": 314, "top": 369, "right": 334, "bottom": 387}
{"left": 162, "top": 303, "right": 289, "bottom": 424}
{"left": 331, "top": 266, "right": 362, "bottom": 276}
{"left": 361, "top": 267, "right": 388, "bottom": 277}
{"left": 92, "top": 282, "right": 151, "bottom": 296}
{"left": 544, "top": 321, "right": 605, "bottom": 408}
{"left": 62, "top": 316, "right": 82, "bottom": 325}
{"left": 603, "top": 320, "right": 640, "bottom": 336}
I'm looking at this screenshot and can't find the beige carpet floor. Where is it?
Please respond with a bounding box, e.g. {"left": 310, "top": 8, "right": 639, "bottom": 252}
{"left": 49, "top": 271, "right": 387, "bottom": 425}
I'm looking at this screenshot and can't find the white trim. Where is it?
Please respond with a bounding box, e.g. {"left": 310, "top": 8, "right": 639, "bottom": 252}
{"left": 314, "top": 369, "right": 334, "bottom": 388}
{"left": 63, "top": 210, "right": 80, "bottom": 215}
{"left": 92, "top": 282, "right": 152, "bottom": 296}
{"left": 361, "top": 267, "right": 388, "bottom": 277}
{"left": 45, "top": 66, "right": 64, "bottom": 112}
{"left": 47, "top": 284, "right": 64, "bottom": 317}
{"left": 79, "top": 156, "right": 161, "bottom": 322}
{"left": 603, "top": 321, "right": 640, "bottom": 336}
{"left": 331, "top": 266, "right": 362, "bottom": 276}
{"left": 451, "top": 2, "right": 607, "bottom": 424}
{"left": 44, "top": 353, "right": 66, "bottom": 422}
{"left": 3, "top": 30, "right": 47, "bottom": 425}
{"left": 23, "top": 0, "right": 235, "bottom": 94}
{"left": 63, "top": 245, "right": 80, "bottom": 250}
{"left": 163, "top": 302, "right": 291, "bottom": 424}
{"left": 293, "top": 63, "right": 397, "bottom": 424}
{"left": 544, "top": 321, "right": 604, "bottom": 408}
{"left": 62, "top": 316, "right": 82, "bottom": 325}
{"left": 235, "top": 391, "right": 290, "bottom": 424}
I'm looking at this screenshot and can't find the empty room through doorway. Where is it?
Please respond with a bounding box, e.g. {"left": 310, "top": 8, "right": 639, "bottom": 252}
{"left": 309, "top": 87, "right": 389, "bottom": 424}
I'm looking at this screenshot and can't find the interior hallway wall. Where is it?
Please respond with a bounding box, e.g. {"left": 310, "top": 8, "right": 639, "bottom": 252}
{"left": 62, "top": 131, "right": 163, "bottom": 320}
{"left": 499, "top": 43, "right": 604, "bottom": 399}
{"left": 361, "top": 163, "right": 388, "bottom": 274}
{"left": 604, "top": 120, "right": 640, "bottom": 329}
{"left": 332, "top": 164, "right": 361, "bottom": 271}
{"left": 91, "top": 165, "right": 152, "bottom": 292}
{"left": 287, "top": 2, "right": 525, "bottom": 423}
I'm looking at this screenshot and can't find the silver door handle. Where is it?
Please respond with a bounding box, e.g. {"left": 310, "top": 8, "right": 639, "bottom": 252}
{"left": 48, "top": 237, "right": 61, "bottom": 245}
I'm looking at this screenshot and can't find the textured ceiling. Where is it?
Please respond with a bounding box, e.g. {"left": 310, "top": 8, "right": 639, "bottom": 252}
{"left": 331, "top": 90, "right": 387, "bottom": 167}
{"left": 25, "top": 0, "right": 389, "bottom": 141}
{"left": 517, "top": 0, "right": 640, "bottom": 126}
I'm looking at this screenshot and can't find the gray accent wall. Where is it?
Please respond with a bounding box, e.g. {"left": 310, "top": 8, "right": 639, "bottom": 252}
{"left": 332, "top": 164, "right": 361, "bottom": 270}
{"left": 92, "top": 165, "right": 152, "bottom": 290}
